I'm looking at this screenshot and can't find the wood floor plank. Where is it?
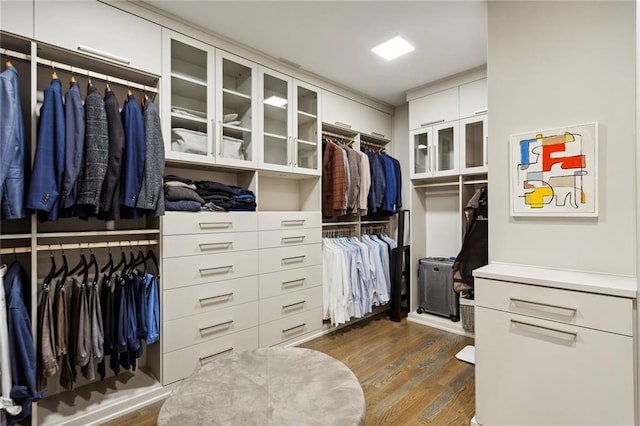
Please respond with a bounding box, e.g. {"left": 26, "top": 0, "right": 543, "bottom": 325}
{"left": 102, "top": 314, "right": 475, "bottom": 425}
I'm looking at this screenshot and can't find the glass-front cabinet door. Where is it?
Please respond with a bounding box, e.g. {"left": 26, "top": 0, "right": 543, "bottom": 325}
{"left": 163, "top": 30, "right": 215, "bottom": 164}
{"left": 410, "top": 128, "right": 433, "bottom": 178}
{"left": 433, "top": 122, "right": 458, "bottom": 176}
{"left": 259, "top": 67, "right": 292, "bottom": 172}
{"left": 292, "top": 81, "right": 320, "bottom": 175}
{"left": 216, "top": 50, "right": 257, "bottom": 168}
{"left": 460, "top": 114, "right": 488, "bottom": 174}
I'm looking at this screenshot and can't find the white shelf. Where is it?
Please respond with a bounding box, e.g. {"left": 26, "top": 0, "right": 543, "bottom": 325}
{"left": 171, "top": 112, "right": 208, "bottom": 124}
{"left": 296, "top": 138, "right": 316, "bottom": 147}
{"left": 0, "top": 233, "right": 32, "bottom": 240}
{"left": 223, "top": 123, "right": 251, "bottom": 133}
{"left": 222, "top": 88, "right": 251, "bottom": 100}
{"left": 264, "top": 132, "right": 287, "bottom": 140}
{"left": 37, "top": 229, "right": 160, "bottom": 238}
{"left": 37, "top": 368, "right": 170, "bottom": 426}
{"left": 297, "top": 111, "right": 317, "bottom": 126}
{"left": 171, "top": 71, "right": 207, "bottom": 86}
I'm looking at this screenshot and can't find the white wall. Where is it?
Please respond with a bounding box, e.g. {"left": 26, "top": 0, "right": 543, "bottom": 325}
{"left": 488, "top": 1, "right": 636, "bottom": 276}
{"left": 392, "top": 104, "right": 410, "bottom": 244}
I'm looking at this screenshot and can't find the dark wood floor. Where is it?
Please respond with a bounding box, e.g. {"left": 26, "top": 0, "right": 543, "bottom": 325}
{"left": 103, "top": 315, "right": 475, "bottom": 425}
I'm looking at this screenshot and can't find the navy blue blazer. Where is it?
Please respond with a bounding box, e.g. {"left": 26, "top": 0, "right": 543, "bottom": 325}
{"left": 0, "top": 66, "right": 27, "bottom": 219}
{"left": 26, "top": 78, "right": 65, "bottom": 221}
{"left": 60, "top": 81, "right": 85, "bottom": 209}
{"left": 120, "top": 94, "right": 146, "bottom": 209}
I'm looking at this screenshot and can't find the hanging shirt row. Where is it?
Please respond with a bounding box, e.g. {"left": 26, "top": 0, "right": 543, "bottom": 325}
{"left": 322, "top": 234, "right": 396, "bottom": 326}
{"left": 0, "top": 67, "right": 166, "bottom": 222}
{"left": 37, "top": 250, "right": 160, "bottom": 393}
{"left": 322, "top": 138, "right": 402, "bottom": 218}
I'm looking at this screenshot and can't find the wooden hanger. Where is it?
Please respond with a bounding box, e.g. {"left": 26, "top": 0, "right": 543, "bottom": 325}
{"left": 5, "top": 60, "right": 13, "bottom": 68}
{"left": 70, "top": 75, "right": 76, "bottom": 84}
{"left": 51, "top": 70, "right": 58, "bottom": 79}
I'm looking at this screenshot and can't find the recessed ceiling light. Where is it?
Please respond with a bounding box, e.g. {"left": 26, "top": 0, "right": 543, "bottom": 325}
{"left": 264, "top": 95, "right": 288, "bottom": 107}
{"left": 371, "top": 36, "right": 415, "bottom": 61}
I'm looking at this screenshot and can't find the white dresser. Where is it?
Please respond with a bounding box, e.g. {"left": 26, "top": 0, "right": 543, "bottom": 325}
{"left": 474, "top": 263, "right": 636, "bottom": 426}
{"left": 257, "top": 212, "right": 323, "bottom": 347}
{"left": 162, "top": 212, "right": 260, "bottom": 384}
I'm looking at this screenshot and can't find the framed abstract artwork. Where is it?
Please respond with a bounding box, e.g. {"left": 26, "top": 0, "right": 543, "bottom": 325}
{"left": 510, "top": 122, "right": 598, "bottom": 217}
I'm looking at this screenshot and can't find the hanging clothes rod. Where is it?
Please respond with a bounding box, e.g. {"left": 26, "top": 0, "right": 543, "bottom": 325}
{"left": 322, "top": 130, "right": 356, "bottom": 142}
{"left": 360, "top": 140, "right": 386, "bottom": 150}
{"left": 35, "top": 57, "right": 159, "bottom": 93}
{"left": 0, "top": 48, "right": 31, "bottom": 62}
{"left": 0, "top": 247, "right": 32, "bottom": 255}
{"left": 37, "top": 239, "right": 158, "bottom": 252}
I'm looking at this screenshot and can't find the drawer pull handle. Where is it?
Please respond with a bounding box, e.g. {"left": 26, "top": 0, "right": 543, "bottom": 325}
{"left": 200, "top": 320, "right": 234, "bottom": 334}
{"left": 281, "top": 219, "right": 305, "bottom": 227}
{"left": 282, "top": 323, "right": 306, "bottom": 334}
{"left": 282, "top": 278, "right": 305, "bottom": 288}
{"left": 77, "top": 45, "right": 131, "bottom": 65}
{"left": 199, "top": 292, "right": 233, "bottom": 304}
{"left": 282, "top": 300, "right": 306, "bottom": 311}
{"left": 334, "top": 121, "right": 352, "bottom": 129}
{"left": 473, "top": 108, "right": 488, "bottom": 115}
{"left": 510, "top": 319, "right": 577, "bottom": 339}
{"left": 199, "top": 347, "right": 233, "bottom": 364}
{"left": 282, "top": 236, "right": 305, "bottom": 243}
{"left": 371, "top": 132, "right": 385, "bottom": 139}
{"left": 282, "top": 255, "right": 305, "bottom": 264}
{"left": 509, "top": 297, "right": 577, "bottom": 315}
{"left": 420, "top": 119, "right": 445, "bottom": 127}
{"left": 199, "top": 242, "right": 233, "bottom": 251}
{"left": 199, "top": 265, "right": 233, "bottom": 275}
{"left": 199, "top": 222, "right": 232, "bottom": 229}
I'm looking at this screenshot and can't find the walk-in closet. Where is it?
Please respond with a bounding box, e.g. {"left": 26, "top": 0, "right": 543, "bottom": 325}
{"left": 2, "top": 1, "right": 639, "bottom": 425}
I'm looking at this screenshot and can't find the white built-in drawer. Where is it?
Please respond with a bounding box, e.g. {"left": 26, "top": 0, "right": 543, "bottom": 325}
{"left": 258, "top": 212, "right": 321, "bottom": 231}
{"left": 163, "top": 275, "right": 258, "bottom": 321}
{"left": 162, "top": 327, "right": 258, "bottom": 385}
{"left": 259, "top": 286, "right": 323, "bottom": 324}
{"left": 475, "top": 278, "right": 633, "bottom": 336}
{"left": 259, "top": 265, "right": 322, "bottom": 299}
{"left": 259, "top": 308, "right": 322, "bottom": 347}
{"left": 163, "top": 301, "right": 258, "bottom": 353}
{"left": 163, "top": 250, "right": 258, "bottom": 290}
{"left": 163, "top": 212, "right": 258, "bottom": 235}
{"left": 258, "top": 228, "right": 321, "bottom": 249}
{"left": 258, "top": 244, "right": 322, "bottom": 274}
{"left": 163, "top": 232, "right": 258, "bottom": 258}
{"left": 35, "top": 1, "right": 161, "bottom": 75}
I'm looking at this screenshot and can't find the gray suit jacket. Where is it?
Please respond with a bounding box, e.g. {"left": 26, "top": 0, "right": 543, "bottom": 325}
{"left": 77, "top": 85, "right": 108, "bottom": 212}
{"left": 136, "top": 99, "right": 165, "bottom": 215}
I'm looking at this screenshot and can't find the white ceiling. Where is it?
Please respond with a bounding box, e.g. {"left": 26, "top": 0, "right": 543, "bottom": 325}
{"left": 140, "top": 1, "right": 488, "bottom": 107}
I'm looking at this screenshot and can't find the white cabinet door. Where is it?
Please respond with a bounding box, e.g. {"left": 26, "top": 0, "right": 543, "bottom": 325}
{"left": 163, "top": 29, "right": 215, "bottom": 164}
{"left": 433, "top": 121, "right": 459, "bottom": 176}
{"left": 34, "top": 1, "right": 161, "bottom": 75}
{"left": 215, "top": 49, "right": 258, "bottom": 168}
{"left": 2, "top": 0, "right": 33, "bottom": 38}
{"left": 459, "top": 115, "right": 488, "bottom": 174}
{"left": 321, "top": 90, "right": 360, "bottom": 131}
{"left": 259, "top": 66, "right": 293, "bottom": 173}
{"left": 292, "top": 80, "right": 321, "bottom": 175}
{"left": 360, "top": 104, "right": 392, "bottom": 140}
{"left": 459, "top": 78, "right": 487, "bottom": 119}
{"left": 476, "top": 307, "right": 635, "bottom": 426}
{"left": 409, "top": 128, "right": 433, "bottom": 179}
{"left": 409, "top": 87, "right": 459, "bottom": 130}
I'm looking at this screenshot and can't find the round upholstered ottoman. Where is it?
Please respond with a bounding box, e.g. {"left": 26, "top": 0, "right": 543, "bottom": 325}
{"left": 158, "top": 347, "right": 366, "bottom": 425}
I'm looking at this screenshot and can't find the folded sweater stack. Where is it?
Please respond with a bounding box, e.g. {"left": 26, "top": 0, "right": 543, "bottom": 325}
{"left": 163, "top": 175, "right": 256, "bottom": 212}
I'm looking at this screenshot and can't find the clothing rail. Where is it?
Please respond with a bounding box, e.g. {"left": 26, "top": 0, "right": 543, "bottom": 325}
{"left": 361, "top": 225, "right": 387, "bottom": 235}
{"left": 0, "top": 48, "right": 31, "bottom": 62}
{"left": 360, "top": 140, "right": 386, "bottom": 150}
{"left": 37, "top": 239, "right": 158, "bottom": 252}
{"left": 322, "top": 130, "right": 356, "bottom": 142}
{"left": 0, "top": 247, "right": 32, "bottom": 255}
{"left": 322, "top": 229, "right": 356, "bottom": 238}
{"left": 35, "top": 57, "right": 159, "bottom": 94}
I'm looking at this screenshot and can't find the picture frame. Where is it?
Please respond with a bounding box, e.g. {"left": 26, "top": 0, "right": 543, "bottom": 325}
{"left": 509, "top": 122, "right": 598, "bottom": 217}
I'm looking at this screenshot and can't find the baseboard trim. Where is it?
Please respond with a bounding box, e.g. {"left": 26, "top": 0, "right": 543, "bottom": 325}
{"left": 408, "top": 312, "right": 475, "bottom": 338}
